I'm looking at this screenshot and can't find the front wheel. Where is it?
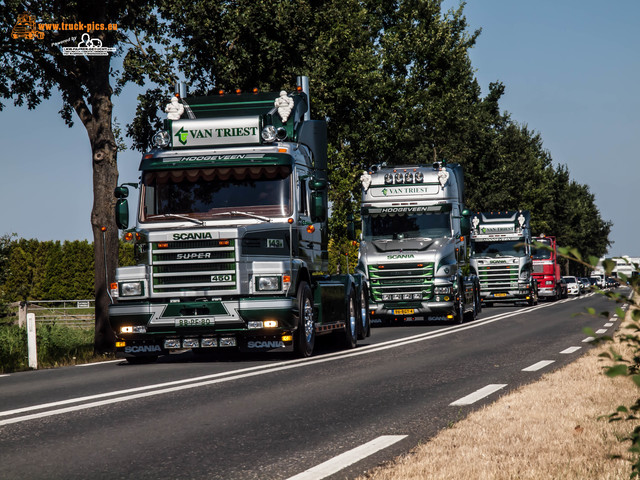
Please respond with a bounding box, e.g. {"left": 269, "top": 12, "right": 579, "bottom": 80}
{"left": 294, "top": 282, "right": 315, "bottom": 358}
{"left": 343, "top": 290, "right": 358, "bottom": 349}
{"left": 357, "top": 286, "right": 371, "bottom": 340}
{"left": 454, "top": 293, "right": 465, "bottom": 324}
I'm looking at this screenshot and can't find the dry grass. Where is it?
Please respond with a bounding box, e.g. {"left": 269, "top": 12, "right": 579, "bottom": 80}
{"left": 359, "top": 312, "right": 640, "bottom": 480}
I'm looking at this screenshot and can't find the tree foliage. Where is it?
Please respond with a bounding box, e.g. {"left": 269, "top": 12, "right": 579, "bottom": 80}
{"left": 0, "top": 238, "right": 135, "bottom": 306}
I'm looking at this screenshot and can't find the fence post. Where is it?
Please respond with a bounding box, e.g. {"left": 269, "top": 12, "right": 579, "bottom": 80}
{"left": 18, "top": 302, "right": 26, "bottom": 328}
{"left": 27, "top": 312, "right": 38, "bottom": 370}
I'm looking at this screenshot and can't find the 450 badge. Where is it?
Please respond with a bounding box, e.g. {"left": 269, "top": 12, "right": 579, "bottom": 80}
{"left": 211, "top": 274, "right": 233, "bottom": 282}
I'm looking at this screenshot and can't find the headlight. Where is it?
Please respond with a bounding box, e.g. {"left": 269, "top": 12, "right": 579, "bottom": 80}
{"left": 256, "top": 276, "right": 280, "bottom": 291}
{"left": 152, "top": 130, "right": 171, "bottom": 148}
{"left": 120, "top": 281, "right": 143, "bottom": 296}
{"left": 519, "top": 271, "right": 529, "bottom": 279}
{"left": 434, "top": 286, "right": 452, "bottom": 295}
{"left": 261, "top": 125, "right": 277, "bottom": 142}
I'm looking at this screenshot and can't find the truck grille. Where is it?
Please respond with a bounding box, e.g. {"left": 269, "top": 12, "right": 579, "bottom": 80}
{"left": 478, "top": 264, "right": 519, "bottom": 291}
{"left": 150, "top": 239, "right": 237, "bottom": 294}
{"left": 368, "top": 262, "right": 434, "bottom": 302}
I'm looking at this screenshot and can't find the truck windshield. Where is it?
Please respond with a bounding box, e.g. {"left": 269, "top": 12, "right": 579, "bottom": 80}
{"left": 363, "top": 213, "right": 451, "bottom": 240}
{"left": 141, "top": 165, "right": 292, "bottom": 221}
{"left": 472, "top": 240, "right": 525, "bottom": 257}
{"left": 531, "top": 239, "right": 552, "bottom": 260}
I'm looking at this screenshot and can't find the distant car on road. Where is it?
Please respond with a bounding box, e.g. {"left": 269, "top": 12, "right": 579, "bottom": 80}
{"left": 563, "top": 276, "right": 581, "bottom": 295}
{"left": 578, "top": 277, "right": 590, "bottom": 292}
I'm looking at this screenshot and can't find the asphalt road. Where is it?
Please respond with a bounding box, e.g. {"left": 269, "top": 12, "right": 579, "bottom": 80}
{"left": 0, "top": 290, "right": 629, "bottom": 480}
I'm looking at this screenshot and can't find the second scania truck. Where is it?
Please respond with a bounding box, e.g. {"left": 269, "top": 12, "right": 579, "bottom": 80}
{"left": 356, "top": 162, "right": 479, "bottom": 325}
{"left": 469, "top": 210, "right": 537, "bottom": 306}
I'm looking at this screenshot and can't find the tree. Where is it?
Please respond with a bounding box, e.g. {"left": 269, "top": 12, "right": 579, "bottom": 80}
{"left": 0, "top": 2, "right": 163, "bottom": 352}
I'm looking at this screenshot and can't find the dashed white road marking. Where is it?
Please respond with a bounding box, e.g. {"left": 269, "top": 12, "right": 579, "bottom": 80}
{"left": 596, "top": 329, "right": 608, "bottom": 334}
{"left": 450, "top": 384, "right": 508, "bottom": 406}
{"left": 583, "top": 337, "right": 595, "bottom": 343}
{"left": 285, "top": 435, "right": 408, "bottom": 480}
{"left": 560, "top": 346, "right": 581, "bottom": 354}
{"left": 604, "top": 323, "right": 614, "bottom": 327}
{"left": 522, "top": 360, "right": 555, "bottom": 372}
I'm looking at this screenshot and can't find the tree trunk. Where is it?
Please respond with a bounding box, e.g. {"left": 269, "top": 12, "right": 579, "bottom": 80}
{"left": 88, "top": 93, "right": 119, "bottom": 354}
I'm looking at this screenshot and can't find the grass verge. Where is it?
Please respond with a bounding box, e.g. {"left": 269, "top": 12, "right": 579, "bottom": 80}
{"left": 0, "top": 323, "right": 106, "bottom": 373}
{"left": 358, "top": 313, "right": 639, "bottom": 479}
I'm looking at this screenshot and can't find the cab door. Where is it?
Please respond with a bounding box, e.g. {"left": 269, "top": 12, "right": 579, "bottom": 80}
{"left": 296, "top": 169, "right": 322, "bottom": 270}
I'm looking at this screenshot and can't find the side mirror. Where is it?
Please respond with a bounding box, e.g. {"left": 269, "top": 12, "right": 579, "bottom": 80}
{"left": 310, "top": 192, "right": 326, "bottom": 222}
{"left": 309, "top": 179, "right": 327, "bottom": 191}
{"left": 114, "top": 186, "right": 129, "bottom": 199}
{"left": 115, "top": 199, "right": 129, "bottom": 229}
{"left": 460, "top": 209, "right": 471, "bottom": 236}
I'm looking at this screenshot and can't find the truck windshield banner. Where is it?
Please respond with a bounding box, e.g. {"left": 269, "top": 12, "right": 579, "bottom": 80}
{"left": 170, "top": 116, "right": 260, "bottom": 148}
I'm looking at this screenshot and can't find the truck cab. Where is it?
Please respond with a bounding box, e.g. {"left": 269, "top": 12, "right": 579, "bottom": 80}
{"left": 109, "top": 77, "right": 368, "bottom": 362}
{"left": 469, "top": 211, "right": 537, "bottom": 306}
{"left": 356, "top": 163, "right": 478, "bottom": 325}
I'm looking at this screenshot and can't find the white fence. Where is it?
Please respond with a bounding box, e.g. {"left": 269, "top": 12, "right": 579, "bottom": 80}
{"left": 17, "top": 300, "right": 95, "bottom": 328}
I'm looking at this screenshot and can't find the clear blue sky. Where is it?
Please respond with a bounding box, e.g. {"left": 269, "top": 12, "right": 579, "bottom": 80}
{"left": 1, "top": 1, "right": 638, "bottom": 257}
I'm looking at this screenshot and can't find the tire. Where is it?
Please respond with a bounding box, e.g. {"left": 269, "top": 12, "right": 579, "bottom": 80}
{"left": 357, "top": 285, "right": 371, "bottom": 340}
{"left": 294, "top": 282, "right": 315, "bottom": 358}
{"left": 464, "top": 292, "right": 476, "bottom": 322}
{"left": 343, "top": 290, "right": 358, "bottom": 349}
{"left": 126, "top": 355, "right": 158, "bottom": 365}
{"left": 454, "top": 284, "right": 465, "bottom": 324}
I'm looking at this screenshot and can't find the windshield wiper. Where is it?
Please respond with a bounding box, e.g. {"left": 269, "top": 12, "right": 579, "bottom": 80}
{"left": 151, "top": 214, "right": 204, "bottom": 226}
{"left": 208, "top": 211, "right": 272, "bottom": 222}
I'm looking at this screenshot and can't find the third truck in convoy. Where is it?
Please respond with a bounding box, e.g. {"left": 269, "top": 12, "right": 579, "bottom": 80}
{"left": 356, "top": 162, "right": 479, "bottom": 325}
{"left": 469, "top": 210, "right": 537, "bottom": 306}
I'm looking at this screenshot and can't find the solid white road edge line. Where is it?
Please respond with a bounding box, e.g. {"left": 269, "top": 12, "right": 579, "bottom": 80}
{"left": 76, "top": 360, "right": 123, "bottom": 367}
{"left": 450, "top": 384, "right": 508, "bottom": 406}
{"left": 285, "top": 435, "right": 408, "bottom": 480}
{"left": 560, "top": 346, "right": 581, "bottom": 354}
{"left": 522, "top": 360, "right": 555, "bottom": 372}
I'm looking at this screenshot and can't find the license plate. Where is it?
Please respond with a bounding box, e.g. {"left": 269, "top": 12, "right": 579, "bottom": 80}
{"left": 175, "top": 317, "right": 214, "bottom": 327}
{"left": 494, "top": 293, "right": 507, "bottom": 297}
{"left": 393, "top": 309, "right": 415, "bottom": 315}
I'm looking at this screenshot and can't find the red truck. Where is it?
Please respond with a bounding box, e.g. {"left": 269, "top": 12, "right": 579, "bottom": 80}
{"left": 531, "top": 235, "right": 566, "bottom": 301}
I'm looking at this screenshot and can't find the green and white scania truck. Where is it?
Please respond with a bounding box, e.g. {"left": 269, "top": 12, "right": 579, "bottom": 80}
{"left": 469, "top": 210, "right": 538, "bottom": 306}
{"left": 109, "top": 76, "right": 369, "bottom": 363}
{"left": 356, "top": 162, "right": 479, "bottom": 325}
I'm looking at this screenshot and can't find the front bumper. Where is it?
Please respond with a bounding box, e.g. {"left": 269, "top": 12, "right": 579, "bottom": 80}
{"left": 480, "top": 288, "right": 532, "bottom": 303}
{"left": 109, "top": 297, "right": 296, "bottom": 356}
{"left": 368, "top": 300, "right": 457, "bottom": 323}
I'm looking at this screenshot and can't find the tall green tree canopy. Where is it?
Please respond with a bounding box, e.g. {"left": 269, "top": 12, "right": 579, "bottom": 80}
{"left": 0, "top": 1, "right": 167, "bottom": 351}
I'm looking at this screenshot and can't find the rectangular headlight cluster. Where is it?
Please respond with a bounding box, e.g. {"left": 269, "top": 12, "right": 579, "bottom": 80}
{"left": 434, "top": 286, "right": 452, "bottom": 295}
{"left": 120, "top": 281, "right": 144, "bottom": 297}
{"left": 256, "top": 276, "right": 281, "bottom": 291}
